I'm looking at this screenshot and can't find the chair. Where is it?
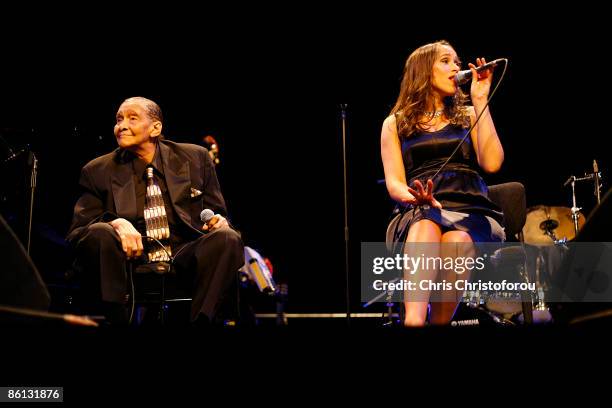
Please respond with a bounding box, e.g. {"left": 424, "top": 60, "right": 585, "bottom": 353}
{"left": 127, "top": 261, "right": 191, "bottom": 326}
{"left": 127, "top": 261, "right": 242, "bottom": 327}
{"left": 488, "top": 182, "right": 527, "bottom": 242}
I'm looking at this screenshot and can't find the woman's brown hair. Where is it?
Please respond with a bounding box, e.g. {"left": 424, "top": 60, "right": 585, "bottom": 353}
{"left": 390, "top": 40, "right": 470, "bottom": 138}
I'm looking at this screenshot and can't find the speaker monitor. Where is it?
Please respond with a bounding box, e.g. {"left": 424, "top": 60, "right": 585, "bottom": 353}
{"left": 0, "top": 214, "right": 50, "bottom": 310}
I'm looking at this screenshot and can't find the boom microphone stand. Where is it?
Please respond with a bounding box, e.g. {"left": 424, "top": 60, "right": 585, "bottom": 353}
{"left": 1, "top": 134, "right": 37, "bottom": 255}
{"left": 27, "top": 151, "right": 38, "bottom": 255}
{"left": 340, "top": 104, "right": 351, "bottom": 325}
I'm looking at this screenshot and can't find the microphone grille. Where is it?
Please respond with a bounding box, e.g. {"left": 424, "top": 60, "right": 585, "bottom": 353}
{"left": 200, "top": 208, "right": 215, "bottom": 223}
{"left": 455, "top": 70, "right": 471, "bottom": 85}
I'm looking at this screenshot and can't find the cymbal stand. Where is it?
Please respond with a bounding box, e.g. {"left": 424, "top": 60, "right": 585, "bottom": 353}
{"left": 592, "top": 160, "right": 603, "bottom": 205}
{"left": 534, "top": 253, "right": 547, "bottom": 311}
{"left": 564, "top": 160, "right": 604, "bottom": 236}
{"left": 563, "top": 175, "right": 582, "bottom": 237}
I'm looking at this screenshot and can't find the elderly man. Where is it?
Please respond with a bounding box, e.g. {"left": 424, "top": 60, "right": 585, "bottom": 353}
{"left": 67, "top": 97, "right": 243, "bottom": 325}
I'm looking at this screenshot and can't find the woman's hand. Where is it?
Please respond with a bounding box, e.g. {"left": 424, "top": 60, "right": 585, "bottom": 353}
{"left": 469, "top": 57, "right": 495, "bottom": 105}
{"left": 403, "top": 179, "right": 442, "bottom": 209}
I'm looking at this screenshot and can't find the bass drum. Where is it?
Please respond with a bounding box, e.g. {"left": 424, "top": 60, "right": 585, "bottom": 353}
{"left": 463, "top": 245, "right": 531, "bottom": 318}
{"left": 472, "top": 243, "right": 567, "bottom": 322}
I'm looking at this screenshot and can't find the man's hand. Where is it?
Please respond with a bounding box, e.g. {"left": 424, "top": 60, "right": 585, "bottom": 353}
{"left": 202, "top": 214, "right": 229, "bottom": 232}
{"left": 109, "top": 218, "right": 143, "bottom": 259}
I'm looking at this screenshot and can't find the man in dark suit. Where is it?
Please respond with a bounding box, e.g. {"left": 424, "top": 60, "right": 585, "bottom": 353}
{"left": 67, "top": 97, "right": 244, "bottom": 325}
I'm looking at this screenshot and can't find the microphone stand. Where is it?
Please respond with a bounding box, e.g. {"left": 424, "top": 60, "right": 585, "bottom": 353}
{"left": 340, "top": 103, "right": 351, "bottom": 325}
{"left": 1, "top": 134, "right": 37, "bottom": 255}
{"left": 27, "top": 150, "right": 38, "bottom": 255}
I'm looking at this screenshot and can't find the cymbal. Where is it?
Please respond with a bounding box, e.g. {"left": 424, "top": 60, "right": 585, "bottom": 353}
{"left": 522, "top": 205, "right": 585, "bottom": 245}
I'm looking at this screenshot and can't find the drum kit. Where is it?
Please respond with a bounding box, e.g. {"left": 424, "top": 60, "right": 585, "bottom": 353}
{"left": 464, "top": 161, "right": 604, "bottom": 325}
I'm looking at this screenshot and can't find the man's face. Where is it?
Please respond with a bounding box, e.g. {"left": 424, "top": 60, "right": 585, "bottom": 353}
{"left": 113, "top": 101, "right": 160, "bottom": 150}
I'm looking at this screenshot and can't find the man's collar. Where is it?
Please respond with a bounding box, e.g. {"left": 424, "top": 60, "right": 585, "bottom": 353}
{"left": 130, "top": 143, "right": 165, "bottom": 178}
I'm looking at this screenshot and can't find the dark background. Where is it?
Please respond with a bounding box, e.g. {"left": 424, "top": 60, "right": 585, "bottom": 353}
{"left": 1, "top": 6, "right": 609, "bottom": 314}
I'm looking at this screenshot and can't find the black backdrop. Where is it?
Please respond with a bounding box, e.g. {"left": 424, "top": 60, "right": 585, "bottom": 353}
{"left": 1, "top": 6, "right": 609, "bottom": 313}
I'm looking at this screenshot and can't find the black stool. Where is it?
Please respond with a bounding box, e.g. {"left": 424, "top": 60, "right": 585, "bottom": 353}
{"left": 127, "top": 262, "right": 191, "bottom": 326}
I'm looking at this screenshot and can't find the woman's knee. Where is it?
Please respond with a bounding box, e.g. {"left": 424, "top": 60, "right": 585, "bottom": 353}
{"left": 407, "top": 219, "right": 442, "bottom": 242}
{"left": 441, "top": 230, "right": 472, "bottom": 244}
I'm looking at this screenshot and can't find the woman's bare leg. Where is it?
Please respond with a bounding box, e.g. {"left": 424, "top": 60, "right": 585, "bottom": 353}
{"left": 429, "top": 230, "right": 475, "bottom": 325}
{"left": 403, "top": 219, "right": 442, "bottom": 326}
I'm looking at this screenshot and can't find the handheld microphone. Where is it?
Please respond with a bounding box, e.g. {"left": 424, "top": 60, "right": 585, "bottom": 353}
{"left": 199, "top": 208, "right": 219, "bottom": 234}
{"left": 200, "top": 208, "right": 215, "bottom": 224}
{"left": 455, "top": 58, "right": 507, "bottom": 85}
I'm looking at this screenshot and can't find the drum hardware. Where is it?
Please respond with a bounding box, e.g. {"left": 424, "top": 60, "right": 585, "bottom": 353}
{"left": 563, "top": 159, "right": 604, "bottom": 236}
{"left": 514, "top": 161, "right": 604, "bottom": 323}
{"left": 540, "top": 218, "right": 560, "bottom": 241}
{"left": 485, "top": 256, "right": 535, "bottom": 318}
{"left": 465, "top": 243, "right": 550, "bottom": 324}
{"left": 563, "top": 175, "right": 584, "bottom": 237}
{"left": 533, "top": 255, "right": 552, "bottom": 324}
{"left": 523, "top": 206, "right": 585, "bottom": 246}
{"left": 363, "top": 277, "right": 403, "bottom": 326}
{"left": 534, "top": 253, "right": 547, "bottom": 312}
{"left": 464, "top": 300, "right": 516, "bottom": 326}
{"left": 593, "top": 160, "right": 603, "bottom": 205}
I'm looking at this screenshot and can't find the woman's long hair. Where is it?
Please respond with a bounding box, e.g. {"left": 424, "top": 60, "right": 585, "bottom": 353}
{"left": 390, "top": 41, "right": 470, "bottom": 138}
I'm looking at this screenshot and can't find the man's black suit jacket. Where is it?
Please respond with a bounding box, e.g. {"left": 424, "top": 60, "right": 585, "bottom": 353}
{"left": 67, "top": 139, "right": 227, "bottom": 245}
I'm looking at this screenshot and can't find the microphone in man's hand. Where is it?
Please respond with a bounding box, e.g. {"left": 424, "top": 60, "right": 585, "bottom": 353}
{"left": 200, "top": 208, "right": 215, "bottom": 231}
{"left": 455, "top": 58, "right": 507, "bottom": 85}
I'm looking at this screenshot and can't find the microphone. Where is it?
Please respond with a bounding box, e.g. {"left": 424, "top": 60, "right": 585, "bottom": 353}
{"left": 200, "top": 208, "right": 221, "bottom": 234}
{"left": 200, "top": 208, "right": 215, "bottom": 224}
{"left": 455, "top": 58, "right": 507, "bottom": 85}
